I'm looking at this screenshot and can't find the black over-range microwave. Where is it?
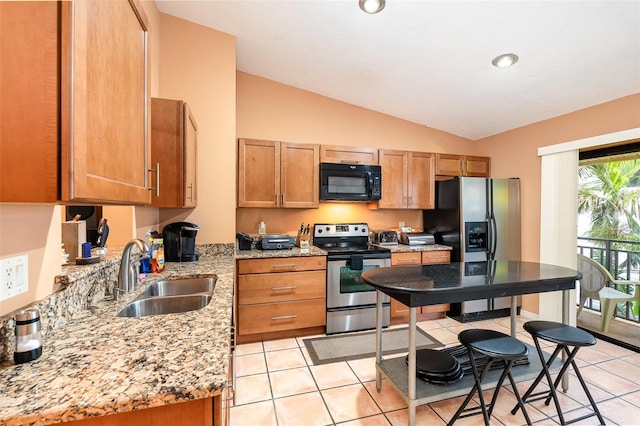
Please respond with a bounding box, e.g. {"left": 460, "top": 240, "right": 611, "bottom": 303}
{"left": 320, "top": 162, "right": 382, "bottom": 201}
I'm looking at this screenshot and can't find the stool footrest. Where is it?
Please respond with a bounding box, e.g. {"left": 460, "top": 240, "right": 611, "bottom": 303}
{"left": 457, "top": 404, "right": 495, "bottom": 420}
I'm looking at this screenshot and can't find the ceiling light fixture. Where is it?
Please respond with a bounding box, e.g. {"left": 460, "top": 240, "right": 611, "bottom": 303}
{"left": 359, "top": 0, "right": 385, "bottom": 14}
{"left": 492, "top": 53, "right": 519, "bottom": 68}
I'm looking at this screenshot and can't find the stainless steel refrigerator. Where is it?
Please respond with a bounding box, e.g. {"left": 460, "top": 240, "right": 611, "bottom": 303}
{"left": 423, "top": 176, "right": 521, "bottom": 321}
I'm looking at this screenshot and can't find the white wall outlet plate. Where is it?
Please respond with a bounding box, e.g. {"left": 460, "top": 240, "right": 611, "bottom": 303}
{"left": 0, "top": 255, "right": 28, "bottom": 302}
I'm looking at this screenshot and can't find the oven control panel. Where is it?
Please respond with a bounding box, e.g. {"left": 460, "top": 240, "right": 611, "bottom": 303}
{"left": 313, "top": 223, "right": 369, "bottom": 238}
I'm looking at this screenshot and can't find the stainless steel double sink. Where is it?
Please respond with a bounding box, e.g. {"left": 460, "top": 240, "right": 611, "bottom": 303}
{"left": 117, "top": 277, "right": 216, "bottom": 318}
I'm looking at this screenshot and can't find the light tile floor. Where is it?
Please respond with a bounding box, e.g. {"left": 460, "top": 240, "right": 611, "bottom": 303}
{"left": 230, "top": 317, "right": 640, "bottom": 425}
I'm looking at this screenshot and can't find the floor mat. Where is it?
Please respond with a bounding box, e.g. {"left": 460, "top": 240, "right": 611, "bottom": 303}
{"left": 303, "top": 327, "right": 444, "bottom": 365}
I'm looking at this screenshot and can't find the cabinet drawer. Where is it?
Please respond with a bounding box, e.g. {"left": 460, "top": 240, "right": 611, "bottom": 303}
{"left": 422, "top": 251, "right": 451, "bottom": 264}
{"left": 391, "top": 252, "right": 422, "bottom": 265}
{"left": 237, "top": 256, "right": 326, "bottom": 274}
{"left": 238, "top": 299, "right": 326, "bottom": 335}
{"left": 238, "top": 271, "right": 326, "bottom": 305}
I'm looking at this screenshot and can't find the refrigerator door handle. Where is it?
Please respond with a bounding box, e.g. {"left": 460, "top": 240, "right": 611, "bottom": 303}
{"left": 490, "top": 213, "right": 498, "bottom": 259}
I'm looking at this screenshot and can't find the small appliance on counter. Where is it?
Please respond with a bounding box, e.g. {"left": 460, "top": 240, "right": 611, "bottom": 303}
{"left": 374, "top": 230, "right": 398, "bottom": 246}
{"left": 399, "top": 231, "right": 435, "bottom": 245}
{"left": 258, "top": 234, "right": 295, "bottom": 250}
{"left": 236, "top": 233, "right": 253, "bottom": 250}
{"left": 14, "top": 309, "right": 42, "bottom": 364}
{"left": 163, "top": 222, "right": 199, "bottom": 262}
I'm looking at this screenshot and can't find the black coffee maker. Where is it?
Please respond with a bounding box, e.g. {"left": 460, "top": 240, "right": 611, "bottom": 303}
{"left": 163, "top": 222, "right": 199, "bottom": 262}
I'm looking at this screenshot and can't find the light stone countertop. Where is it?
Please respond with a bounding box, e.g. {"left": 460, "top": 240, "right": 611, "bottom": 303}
{"left": 0, "top": 251, "right": 234, "bottom": 425}
{"left": 234, "top": 245, "right": 327, "bottom": 259}
{"left": 375, "top": 244, "right": 452, "bottom": 253}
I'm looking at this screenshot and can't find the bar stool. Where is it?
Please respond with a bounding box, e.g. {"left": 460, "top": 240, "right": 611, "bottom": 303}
{"left": 511, "top": 321, "right": 605, "bottom": 425}
{"left": 448, "top": 329, "right": 531, "bottom": 426}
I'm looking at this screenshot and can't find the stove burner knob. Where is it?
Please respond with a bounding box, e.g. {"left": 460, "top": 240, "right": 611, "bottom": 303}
{"left": 354, "top": 226, "right": 358, "bottom": 231}
{"left": 325, "top": 226, "right": 330, "bottom": 232}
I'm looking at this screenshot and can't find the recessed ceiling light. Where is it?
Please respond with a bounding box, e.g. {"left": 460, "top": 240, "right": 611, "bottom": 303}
{"left": 359, "top": 0, "right": 385, "bottom": 14}
{"left": 492, "top": 53, "right": 519, "bottom": 68}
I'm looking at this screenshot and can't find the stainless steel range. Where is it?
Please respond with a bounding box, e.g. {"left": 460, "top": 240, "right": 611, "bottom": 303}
{"left": 313, "top": 223, "right": 391, "bottom": 334}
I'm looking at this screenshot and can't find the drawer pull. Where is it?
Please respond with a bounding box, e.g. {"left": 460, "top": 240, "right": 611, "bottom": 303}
{"left": 271, "top": 314, "right": 297, "bottom": 321}
{"left": 271, "top": 264, "right": 296, "bottom": 271}
{"left": 397, "top": 257, "right": 420, "bottom": 263}
{"left": 271, "top": 286, "right": 297, "bottom": 291}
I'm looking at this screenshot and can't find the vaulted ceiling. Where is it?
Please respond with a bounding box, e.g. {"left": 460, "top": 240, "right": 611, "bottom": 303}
{"left": 156, "top": 1, "right": 640, "bottom": 140}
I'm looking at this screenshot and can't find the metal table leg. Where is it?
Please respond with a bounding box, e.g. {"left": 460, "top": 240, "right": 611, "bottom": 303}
{"left": 376, "top": 290, "right": 383, "bottom": 391}
{"left": 562, "top": 288, "right": 570, "bottom": 392}
{"left": 408, "top": 306, "right": 417, "bottom": 426}
{"left": 511, "top": 295, "right": 518, "bottom": 337}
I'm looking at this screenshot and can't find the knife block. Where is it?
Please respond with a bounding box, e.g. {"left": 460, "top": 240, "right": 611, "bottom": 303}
{"left": 296, "top": 230, "right": 310, "bottom": 248}
{"left": 62, "top": 221, "right": 87, "bottom": 263}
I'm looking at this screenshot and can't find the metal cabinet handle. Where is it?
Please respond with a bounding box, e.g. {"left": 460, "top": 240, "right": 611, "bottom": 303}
{"left": 271, "top": 286, "right": 297, "bottom": 291}
{"left": 271, "top": 314, "right": 297, "bottom": 321}
{"left": 187, "top": 183, "right": 194, "bottom": 202}
{"left": 148, "top": 162, "right": 160, "bottom": 197}
{"left": 397, "top": 257, "right": 420, "bottom": 264}
{"left": 271, "top": 264, "right": 296, "bottom": 271}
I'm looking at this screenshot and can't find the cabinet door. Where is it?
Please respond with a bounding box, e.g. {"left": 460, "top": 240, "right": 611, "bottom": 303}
{"left": 0, "top": 2, "right": 59, "bottom": 202}
{"left": 237, "top": 139, "right": 280, "bottom": 208}
{"left": 320, "top": 145, "right": 379, "bottom": 165}
{"left": 281, "top": 142, "right": 319, "bottom": 208}
{"left": 463, "top": 156, "right": 490, "bottom": 177}
{"left": 407, "top": 151, "right": 435, "bottom": 209}
{"left": 435, "top": 153, "right": 463, "bottom": 176}
{"left": 378, "top": 150, "right": 407, "bottom": 209}
{"left": 390, "top": 252, "right": 421, "bottom": 318}
{"left": 150, "top": 98, "right": 197, "bottom": 208}
{"left": 183, "top": 105, "right": 198, "bottom": 207}
{"left": 61, "top": 0, "right": 150, "bottom": 204}
{"left": 150, "top": 98, "right": 184, "bottom": 207}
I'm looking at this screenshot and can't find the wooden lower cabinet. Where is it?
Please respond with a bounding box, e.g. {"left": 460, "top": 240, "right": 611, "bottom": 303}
{"left": 64, "top": 397, "right": 218, "bottom": 426}
{"left": 236, "top": 256, "right": 327, "bottom": 343}
{"left": 390, "top": 251, "right": 451, "bottom": 320}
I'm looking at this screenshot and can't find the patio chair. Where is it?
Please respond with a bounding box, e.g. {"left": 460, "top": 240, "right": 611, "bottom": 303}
{"left": 576, "top": 254, "right": 640, "bottom": 333}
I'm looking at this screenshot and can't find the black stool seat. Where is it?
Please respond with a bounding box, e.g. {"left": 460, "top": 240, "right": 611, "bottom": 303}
{"left": 524, "top": 321, "right": 596, "bottom": 347}
{"left": 447, "top": 329, "right": 531, "bottom": 426}
{"left": 405, "top": 349, "right": 464, "bottom": 384}
{"left": 460, "top": 329, "right": 529, "bottom": 359}
{"left": 512, "top": 321, "right": 605, "bottom": 425}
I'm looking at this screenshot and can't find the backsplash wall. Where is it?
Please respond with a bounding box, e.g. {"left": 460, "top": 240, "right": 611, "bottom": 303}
{"left": 236, "top": 204, "right": 423, "bottom": 237}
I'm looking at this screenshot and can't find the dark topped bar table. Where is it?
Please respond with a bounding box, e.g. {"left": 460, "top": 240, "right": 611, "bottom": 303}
{"left": 361, "top": 260, "right": 580, "bottom": 426}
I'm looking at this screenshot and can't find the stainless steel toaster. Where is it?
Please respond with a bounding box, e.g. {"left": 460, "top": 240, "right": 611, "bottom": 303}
{"left": 375, "top": 230, "right": 398, "bottom": 245}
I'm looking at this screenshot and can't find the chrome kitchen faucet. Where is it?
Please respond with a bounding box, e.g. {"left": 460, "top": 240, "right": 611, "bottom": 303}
{"left": 117, "top": 239, "right": 150, "bottom": 300}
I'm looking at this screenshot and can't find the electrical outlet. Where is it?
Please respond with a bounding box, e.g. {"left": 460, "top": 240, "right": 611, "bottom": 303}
{"left": 0, "top": 255, "right": 28, "bottom": 302}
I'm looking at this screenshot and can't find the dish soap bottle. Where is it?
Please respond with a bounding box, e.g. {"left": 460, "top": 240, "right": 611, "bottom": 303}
{"left": 151, "top": 238, "right": 165, "bottom": 273}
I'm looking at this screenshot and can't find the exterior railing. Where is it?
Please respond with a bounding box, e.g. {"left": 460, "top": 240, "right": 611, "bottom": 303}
{"left": 578, "top": 237, "right": 640, "bottom": 323}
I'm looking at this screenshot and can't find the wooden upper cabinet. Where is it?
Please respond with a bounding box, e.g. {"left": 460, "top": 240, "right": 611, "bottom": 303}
{"left": 150, "top": 98, "right": 198, "bottom": 208}
{"left": 1, "top": 2, "right": 60, "bottom": 202}
{"left": 378, "top": 150, "right": 407, "bottom": 209}
{"left": 281, "top": 142, "right": 320, "bottom": 208}
{"left": 0, "top": 0, "right": 151, "bottom": 204}
{"left": 407, "top": 151, "right": 435, "bottom": 209}
{"left": 378, "top": 150, "right": 434, "bottom": 209}
{"left": 238, "top": 139, "right": 319, "bottom": 208}
{"left": 463, "top": 156, "right": 491, "bottom": 177}
{"left": 320, "top": 145, "right": 379, "bottom": 165}
{"left": 435, "top": 154, "right": 490, "bottom": 177}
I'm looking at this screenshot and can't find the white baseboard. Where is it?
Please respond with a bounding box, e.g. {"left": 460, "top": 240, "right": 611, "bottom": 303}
{"left": 519, "top": 309, "right": 539, "bottom": 320}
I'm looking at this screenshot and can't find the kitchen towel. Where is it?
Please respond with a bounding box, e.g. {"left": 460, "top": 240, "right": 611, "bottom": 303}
{"left": 349, "top": 254, "right": 364, "bottom": 270}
